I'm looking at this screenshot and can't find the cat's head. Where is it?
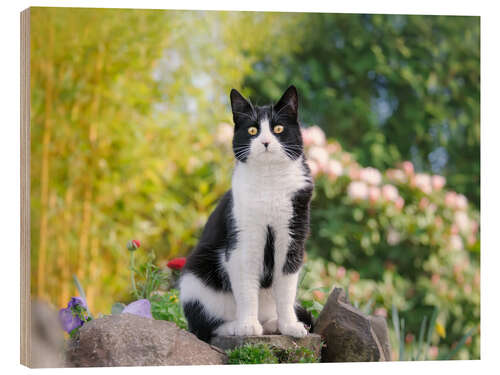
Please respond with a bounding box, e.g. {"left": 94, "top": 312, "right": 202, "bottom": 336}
{"left": 229, "top": 85, "right": 303, "bottom": 164}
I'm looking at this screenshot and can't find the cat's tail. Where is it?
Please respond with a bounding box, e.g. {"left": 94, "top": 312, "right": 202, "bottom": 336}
{"left": 295, "top": 304, "right": 314, "bottom": 332}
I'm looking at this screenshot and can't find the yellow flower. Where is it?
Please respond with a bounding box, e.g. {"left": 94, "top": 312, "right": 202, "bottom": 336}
{"left": 436, "top": 322, "right": 446, "bottom": 338}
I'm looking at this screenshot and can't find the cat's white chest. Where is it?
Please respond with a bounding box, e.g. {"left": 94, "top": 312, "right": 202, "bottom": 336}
{"left": 231, "top": 159, "right": 307, "bottom": 228}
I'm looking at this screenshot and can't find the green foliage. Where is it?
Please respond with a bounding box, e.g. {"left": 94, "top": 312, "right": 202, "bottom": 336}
{"left": 226, "top": 344, "right": 318, "bottom": 365}
{"left": 274, "top": 347, "right": 319, "bottom": 364}
{"left": 227, "top": 344, "right": 279, "bottom": 365}
{"left": 390, "top": 305, "right": 477, "bottom": 361}
{"left": 150, "top": 289, "right": 187, "bottom": 330}
{"left": 297, "top": 128, "right": 479, "bottom": 359}
{"left": 131, "top": 251, "right": 172, "bottom": 300}
{"left": 245, "top": 14, "right": 480, "bottom": 207}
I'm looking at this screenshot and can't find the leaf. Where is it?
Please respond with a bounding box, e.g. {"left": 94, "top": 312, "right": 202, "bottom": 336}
{"left": 440, "top": 328, "right": 476, "bottom": 360}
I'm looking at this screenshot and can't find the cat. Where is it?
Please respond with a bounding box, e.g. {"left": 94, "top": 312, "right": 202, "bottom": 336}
{"left": 179, "top": 85, "right": 314, "bottom": 342}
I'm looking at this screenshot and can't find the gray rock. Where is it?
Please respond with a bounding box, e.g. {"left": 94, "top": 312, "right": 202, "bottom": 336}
{"left": 368, "top": 315, "right": 392, "bottom": 361}
{"left": 211, "top": 333, "right": 322, "bottom": 358}
{"left": 31, "top": 300, "right": 66, "bottom": 368}
{"left": 313, "top": 288, "right": 391, "bottom": 362}
{"left": 66, "top": 314, "right": 227, "bottom": 366}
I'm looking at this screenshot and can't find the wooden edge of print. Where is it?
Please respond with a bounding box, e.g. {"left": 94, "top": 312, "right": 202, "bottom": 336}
{"left": 20, "top": 7, "right": 31, "bottom": 368}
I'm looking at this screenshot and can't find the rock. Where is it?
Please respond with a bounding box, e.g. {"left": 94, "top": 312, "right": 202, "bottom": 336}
{"left": 368, "top": 315, "right": 392, "bottom": 361}
{"left": 66, "top": 314, "right": 227, "bottom": 367}
{"left": 313, "top": 288, "right": 391, "bottom": 362}
{"left": 211, "top": 333, "right": 322, "bottom": 359}
{"left": 31, "top": 300, "right": 66, "bottom": 368}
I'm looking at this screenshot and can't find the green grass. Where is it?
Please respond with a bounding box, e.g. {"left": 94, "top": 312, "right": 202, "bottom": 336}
{"left": 226, "top": 343, "right": 319, "bottom": 365}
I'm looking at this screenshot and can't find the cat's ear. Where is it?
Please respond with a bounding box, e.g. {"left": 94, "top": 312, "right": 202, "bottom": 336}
{"left": 230, "top": 89, "right": 253, "bottom": 124}
{"left": 274, "top": 85, "right": 298, "bottom": 119}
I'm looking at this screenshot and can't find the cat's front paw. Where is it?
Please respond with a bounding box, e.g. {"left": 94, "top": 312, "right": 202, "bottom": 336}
{"left": 279, "top": 321, "right": 308, "bottom": 338}
{"left": 234, "top": 319, "right": 263, "bottom": 336}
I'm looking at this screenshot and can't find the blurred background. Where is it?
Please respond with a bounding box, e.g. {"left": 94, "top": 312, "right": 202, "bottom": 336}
{"left": 30, "top": 8, "right": 479, "bottom": 359}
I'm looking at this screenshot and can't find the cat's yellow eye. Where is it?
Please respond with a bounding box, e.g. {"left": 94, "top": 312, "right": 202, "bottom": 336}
{"left": 248, "top": 126, "right": 258, "bottom": 136}
{"left": 274, "top": 125, "right": 284, "bottom": 134}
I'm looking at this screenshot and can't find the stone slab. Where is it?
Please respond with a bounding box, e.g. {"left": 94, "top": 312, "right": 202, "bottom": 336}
{"left": 211, "top": 333, "right": 322, "bottom": 356}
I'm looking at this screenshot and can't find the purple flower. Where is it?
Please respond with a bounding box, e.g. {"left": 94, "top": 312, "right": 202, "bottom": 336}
{"left": 59, "top": 296, "right": 90, "bottom": 333}
{"left": 122, "top": 299, "right": 152, "bottom": 319}
{"left": 68, "top": 296, "right": 87, "bottom": 310}
{"left": 59, "top": 307, "right": 84, "bottom": 333}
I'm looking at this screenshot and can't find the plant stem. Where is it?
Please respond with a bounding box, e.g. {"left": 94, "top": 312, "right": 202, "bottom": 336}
{"left": 130, "top": 251, "right": 138, "bottom": 298}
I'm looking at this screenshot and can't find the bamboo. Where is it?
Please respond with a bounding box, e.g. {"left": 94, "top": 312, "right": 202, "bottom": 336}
{"left": 77, "top": 43, "right": 104, "bottom": 286}
{"left": 86, "top": 237, "right": 100, "bottom": 311}
{"left": 36, "top": 22, "right": 54, "bottom": 299}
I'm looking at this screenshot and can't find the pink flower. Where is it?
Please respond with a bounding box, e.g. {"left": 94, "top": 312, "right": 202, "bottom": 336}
{"left": 216, "top": 123, "right": 234, "bottom": 144}
{"left": 386, "top": 169, "right": 406, "bottom": 184}
{"left": 336, "top": 266, "right": 346, "bottom": 279}
{"left": 326, "top": 142, "right": 341, "bottom": 154}
{"left": 431, "top": 175, "right": 446, "bottom": 191}
{"left": 368, "top": 186, "right": 381, "bottom": 204}
{"left": 395, "top": 196, "right": 405, "bottom": 210}
{"left": 428, "top": 346, "right": 439, "bottom": 359}
{"left": 449, "top": 235, "right": 464, "bottom": 251}
{"left": 419, "top": 197, "right": 430, "bottom": 210}
{"left": 387, "top": 228, "right": 401, "bottom": 245}
{"left": 445, "top": 192, "right": 456, "bottom": 208}
{"left": 302, "top": 125, "right": 326, "bottom": 147}
{"left": 326, "top": 159, "right": 343, "bottom": 180}
{"left": 382, "top": 184, "right": 399, "bottom": 202}
{"left": 456, "top": 194, "right": 468, "bottom": 210}
{"left": 307, "top": 159, "right": 320, "bottom": 177}
{"left": 308, "top": 146, "right": 329, "bottom": 169}
{"left": 414, "top": 173, "right": 432, "bottom": 194}
{"left": 374, "top": 307, "right": 387, "bottom": 318}
{"left": 401, "top": 161, "right": 414, "bottom": 175}
{"left": 313, "top": 290, "right": 325, "bottom": 301}
{"left": 454, "top": 211, "right": 470, "bottom": 233}
{"left": 349, "top": 166, "right": 361, "bottom": 180}
{"left": 347, "top": 181, "right": 369, "bottom": 200}
{"left": 360, "top": 167, "right": 382, "bottom": 186}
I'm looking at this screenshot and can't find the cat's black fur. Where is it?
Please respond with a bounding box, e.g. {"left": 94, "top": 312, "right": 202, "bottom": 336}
{"left": 230, "top": 88, "right": 303, "bottom": 162}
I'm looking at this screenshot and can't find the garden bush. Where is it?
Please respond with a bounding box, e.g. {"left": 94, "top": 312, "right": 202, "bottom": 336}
{"left": 297, "top": 126, "right": 480, "bottom": 359}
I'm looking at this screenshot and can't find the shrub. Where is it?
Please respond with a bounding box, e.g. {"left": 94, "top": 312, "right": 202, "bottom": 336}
{"left": 150, "top": 289, "right": 187, "bottom": 330}
{"left": 299, "top": 126, "right": 480, "bottom": 359}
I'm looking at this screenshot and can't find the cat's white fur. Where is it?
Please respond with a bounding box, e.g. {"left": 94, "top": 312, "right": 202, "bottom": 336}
{"left": 179, "top": 117, "right": 309, "bottom": 337}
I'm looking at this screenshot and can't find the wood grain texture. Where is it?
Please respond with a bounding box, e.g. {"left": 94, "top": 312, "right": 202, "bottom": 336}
{"left": 20, "top": 7, "right": 31, "bottom": 368}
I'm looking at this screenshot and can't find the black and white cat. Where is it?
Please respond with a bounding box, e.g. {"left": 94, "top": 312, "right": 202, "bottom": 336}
{"left": 179, "top": 86, "right": 314, "bottom": 342}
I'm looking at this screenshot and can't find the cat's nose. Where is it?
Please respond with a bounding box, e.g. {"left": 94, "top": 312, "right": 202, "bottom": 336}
{"left": 262, "top": 141, "right": 270, "bottom": 148}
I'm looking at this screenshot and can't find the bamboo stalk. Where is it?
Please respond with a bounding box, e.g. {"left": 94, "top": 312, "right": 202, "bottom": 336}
{"left": 86, "top": 237, "right": 100, "bottom": 312}
{"left": 76, "top": 42, "right": 104, "bottom": 287}
{"left": 36, "top": 24, "right": 54, "bottom": 300}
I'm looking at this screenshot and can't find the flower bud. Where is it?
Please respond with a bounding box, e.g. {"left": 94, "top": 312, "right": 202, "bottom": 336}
{"left": 127, "top": 239, "right": 141, "bottom": 251}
